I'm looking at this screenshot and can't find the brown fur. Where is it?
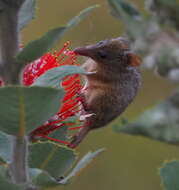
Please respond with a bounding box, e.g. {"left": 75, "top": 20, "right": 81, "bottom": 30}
{"left": 68, "top": 37, "right": 141, "bottom": 148}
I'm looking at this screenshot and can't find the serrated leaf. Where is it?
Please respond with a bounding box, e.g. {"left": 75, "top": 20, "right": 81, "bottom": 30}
{"left": 16, "top": 5, "right": 99, "bottom": 64}
{"left": 60, "top": 148, "right": 105, "bottom": 184}
{"left": 0, "top": 86, "right": 64, "bottom": 136}
{"left": 18, "top": 0, "right": 36, "bottom": 30}
{"left": 160, "top": 160, "right": 179, "bottom": 190}
{"left": 0, "top": 132, "right": 13, "bottom": 162}
{"left": 29, "top": 142, "right": 76, "bottom": 178}
{"left": 33, "top": 65, "right": 86, "bottom": 88}
{"left": 115, "top": 93, "right": 179, "bottom": 144}
{"left": 0, "top": 173, "right": 23, "bottom": 190}
{"left": 29, "top": 168, "right": 60, "bottom": 188}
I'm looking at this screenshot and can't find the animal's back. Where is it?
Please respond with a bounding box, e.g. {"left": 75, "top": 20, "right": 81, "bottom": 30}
{"left": 81, "top": 58, "right": 141, "bottom": 129}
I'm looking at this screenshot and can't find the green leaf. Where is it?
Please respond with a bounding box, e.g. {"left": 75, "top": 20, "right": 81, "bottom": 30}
{"left": 16, "top": 5, "right": 99, "bottom": 64}
{"left": 67, "top": 5, "right": 99, "bottom": 28}
{"left": 160, "top": 160, "right": 179, "bottom": 190}
{"left": 115, "top": 91, "right": 179, "bottom": 144}
{"left": 29, "top": 168, "right": 60, "bottom": 188}
{"left": 107, "top": 0, "right": 143, "bottom": 38}
{"left": 0, "top": 132, "right": 13, "bottom": 162}
{"left": 16, "top": 27, "right": 66, "bottom": 63}
{"left": 40, "top": 126, "right": 69, "bottom": 146}
{"left": 48, "top": 125, "right": 68, "bottom": 142}
{"left": 47, "top": 116, "right": 79, "bottom": 144}
{"left": 33, "top": 65, "right": 86, "bottom": 88}
{"left": 18, "top": 0, "right": 36, "bottom": 30}
{"left": 0, "top": 174, "right": 23, "bottom": 190}
{"left": 60, "top": 148, "right": 105, "bottom": 184}
{"left": 0, "top": 86, "right": 64, "bottom": 136}
{"left": 107, "top": 0, "right": 141, "bottom": 20}
{"left": 29, "top": 142, "right": 76, "bottom": 178}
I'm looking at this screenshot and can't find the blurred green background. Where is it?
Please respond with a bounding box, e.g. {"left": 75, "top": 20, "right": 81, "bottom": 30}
{"left": 22, "top": 0, "right": 179, "bottom": 189}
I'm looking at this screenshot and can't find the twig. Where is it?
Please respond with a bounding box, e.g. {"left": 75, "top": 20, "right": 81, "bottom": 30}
{"left": 0, "top": 0, "right": 30, "bottom": 185}
{"left": 9, "top": 136, "right": 29, "bottom": 184}
{"left": 0, "top": 0, "right": 25, "bottom": 84}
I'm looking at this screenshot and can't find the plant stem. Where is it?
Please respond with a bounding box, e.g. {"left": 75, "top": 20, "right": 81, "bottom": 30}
{"left": 9, "top": 136, "right": 29, "bottom": 184}
{"left": 0, "top": 2, "right": 23, "bottom": 84}
{"left": 0, "top": 0, "right": 30, "bottom": 186}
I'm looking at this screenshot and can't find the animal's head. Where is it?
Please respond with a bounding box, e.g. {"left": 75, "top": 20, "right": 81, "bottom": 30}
{"left": 73, "top": 37, "right": 141, "bottom": 68}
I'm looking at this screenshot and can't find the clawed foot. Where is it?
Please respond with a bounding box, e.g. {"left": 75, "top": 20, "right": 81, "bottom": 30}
{"left": 79, "top": 113, "right": 96, "bottom": 121}
{"left": 86, "top": 71, "right": 97, "bottom": 75}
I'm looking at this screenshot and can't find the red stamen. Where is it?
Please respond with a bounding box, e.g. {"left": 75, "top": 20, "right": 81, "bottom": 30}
{"left": 23, "top": 41, "right": 84, "bottom": 146}
{"left": 68, "top": 126, "right": 84, "bottom": 130}
{"left": 30, "top": 123, "right": 65, "bottom": 137}
{"left": 37, "top": 134, "right": 70, "bottom": 145}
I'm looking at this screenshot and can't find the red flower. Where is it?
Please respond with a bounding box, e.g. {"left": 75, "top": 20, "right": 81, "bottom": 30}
{"left": 23, "top": 42, "right": 84, "bottom": 146}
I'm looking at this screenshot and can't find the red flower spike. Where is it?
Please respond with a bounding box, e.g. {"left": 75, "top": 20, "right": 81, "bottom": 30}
{"left": 23, "top": 42, "right": 85, "bottom": 146}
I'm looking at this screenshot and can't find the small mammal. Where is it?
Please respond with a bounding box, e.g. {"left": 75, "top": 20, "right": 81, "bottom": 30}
{"left": 68, "top": 37, "right": 141, "bottom": 148}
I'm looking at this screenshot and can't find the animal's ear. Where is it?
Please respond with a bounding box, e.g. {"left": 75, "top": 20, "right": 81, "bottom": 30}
{"left": 125, "top": 51, "right": 141, "bottom": 66}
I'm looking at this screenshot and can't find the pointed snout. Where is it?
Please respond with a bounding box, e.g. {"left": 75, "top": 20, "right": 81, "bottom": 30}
{"left": 73, "top": 45, "right": 95, "bottom": 57}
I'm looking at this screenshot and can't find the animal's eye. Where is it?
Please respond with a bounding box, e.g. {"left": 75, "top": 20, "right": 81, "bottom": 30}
{"left": 98, "top": 50, "right": 108, "bottom": 59}
{"left": 98, "top": 41, "right": 104, "bottom": 45}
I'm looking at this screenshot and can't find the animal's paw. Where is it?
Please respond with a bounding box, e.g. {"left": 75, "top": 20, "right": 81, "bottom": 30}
{"left": 79, "top": 113, "right": 96, "bottom": 121}
{"left": 86, "top": 70, "right": 97, "bottom": 75}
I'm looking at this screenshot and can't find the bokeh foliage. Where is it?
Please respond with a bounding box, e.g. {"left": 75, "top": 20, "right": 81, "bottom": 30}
{"left": 107, "top": 0, "right": 179, "bottom": 189}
